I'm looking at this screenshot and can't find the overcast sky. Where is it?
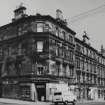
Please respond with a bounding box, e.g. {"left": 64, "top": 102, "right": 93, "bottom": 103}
{"left": 0, "top": 0, "right": 105, "bottom": 50}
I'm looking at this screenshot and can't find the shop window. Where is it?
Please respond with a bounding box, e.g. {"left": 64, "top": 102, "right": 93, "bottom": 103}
{"left": 37, "top": 41, "right": 43, "bottom": 52}
{"left": 2, "top": 84, "right": 18, "bottom": 99}
{"left": 37, "top": 23, "right": 43, "bottom": 32}
{"left": 20, "top": 85, "right": 31, "bottom": 100}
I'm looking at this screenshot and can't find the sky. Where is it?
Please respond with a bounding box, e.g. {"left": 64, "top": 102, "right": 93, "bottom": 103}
{"left": 0, "top": 0, "right": 105, "bottom": 50}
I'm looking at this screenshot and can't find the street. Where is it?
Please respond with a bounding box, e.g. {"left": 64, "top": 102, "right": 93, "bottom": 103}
{"left": 77, "top": 102, "right": 105, "bottom": 105}
{"left": 0, "top": 102, "right": 105, "bottom": 105}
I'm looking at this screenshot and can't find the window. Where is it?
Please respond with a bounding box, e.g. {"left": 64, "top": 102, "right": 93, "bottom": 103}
{"left": 55, "top": 27, "right": 59, "bottom": 36}
{"left": 76, "top": 57, "right": 80, "bottom": 69}
{"left": 31, "top": 22, "right": 37, "bottom": 32}
{"left": 61, "top": 31, "right": 65, "bottom": 39}
{"left": 76, "top": 44, "right": 81, "bottom": 52}
{"left": 3, "top": 47, "right": 9, "bottom": 56}
{"left": 37, "top": 23, "right": 43, "bottom": 32}
{"left": 81, "top": 58, "right": 84, "bottom": 70}
{"left": 44, "top": 23, "right": 49, "bottom": 32}
{"left": 44, "top": 22, "right": 53, "bottom": 32}
{"left": 70, "top": 51, "right": 73, "bottom": 61}
{"left": 54, "top": 92, "right": 62, "bottom": 95}
{"left": 81, "top": 47, "right": 84, "bottom": 54}
{"left": 58, "top": 47, "right": 63, "bottom": 57}
{"left": 65, "top": 50, "right": 69, "bottom": 59}
{"left": 59, "top": 29, "right": 64, "bottom": 39}
{"left": 90, "top": 50, "right": 92, "bottom": 57}
{"left": 37, "top": 41, "right": 43, "bottom": 52}
{"left": 37, "top": 67, "right": 44, "bottom": 75}
{"left": 65, "top": 33, "right": 69, "bottom": 41}
{"left": 86, "top": 48, "right": 88, "bottom": 56}
{"left": 18, "top": 27, "right": 22, "bottom": 36}
{"left": 0, "top": 48, "right": 3, "bottom": 56}
{"left": 69, "top": 35, "right": 73, "bottom": 43}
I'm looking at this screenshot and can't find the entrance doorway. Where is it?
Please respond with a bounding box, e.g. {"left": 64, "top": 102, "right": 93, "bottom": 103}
{"left": 36, "top": 84, "right": 46, "bottom": 101}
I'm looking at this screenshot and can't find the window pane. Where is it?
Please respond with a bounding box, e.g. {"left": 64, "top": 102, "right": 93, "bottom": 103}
{"left": 37, "top": 41, "right": 43, "bottom": 52}
{"left": 37, "top": 23, "right": 43, "bottom": 32}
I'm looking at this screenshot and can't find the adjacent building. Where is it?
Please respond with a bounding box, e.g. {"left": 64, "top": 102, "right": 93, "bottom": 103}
{"left": 0, "top": 5, "right": 105, "bottom": 101}
{"left": 75, "top": 36, "right": 105, "bottom": 100}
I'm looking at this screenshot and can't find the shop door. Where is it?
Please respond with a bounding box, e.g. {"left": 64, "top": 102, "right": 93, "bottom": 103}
{"left": 36, "top": 84, "right": 46, "bottom": 101}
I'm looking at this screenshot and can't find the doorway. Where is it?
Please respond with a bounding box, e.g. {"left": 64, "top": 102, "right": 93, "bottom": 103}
{"left": 36, "top": 84, "right": 46, "bottom": 101}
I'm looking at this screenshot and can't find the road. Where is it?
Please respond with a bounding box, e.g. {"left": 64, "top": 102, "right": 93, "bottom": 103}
{"left": 77, "top": 102, "right": 105, "bottom": 105}
{"left": 0, "top": 102, "right": 105, "bottom": 105}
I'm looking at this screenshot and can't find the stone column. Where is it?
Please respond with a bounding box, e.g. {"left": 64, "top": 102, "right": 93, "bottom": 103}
{"left": 31, "top": 83, "right": 38, "bottom": 101}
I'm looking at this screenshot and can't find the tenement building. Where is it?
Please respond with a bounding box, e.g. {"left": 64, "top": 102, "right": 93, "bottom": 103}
{"left": 0, "top": 5, "right": 105, "bottom": 101}
{"left": 75, "top": 36, "right": 105, "bottom": 100}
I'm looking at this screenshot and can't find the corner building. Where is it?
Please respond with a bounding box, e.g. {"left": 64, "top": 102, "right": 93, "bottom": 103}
{"left": 0, "top": 6, "right": 76, "bottom": 101}
{"left": 0, "top": 6, "right": 105, "bottom": 101}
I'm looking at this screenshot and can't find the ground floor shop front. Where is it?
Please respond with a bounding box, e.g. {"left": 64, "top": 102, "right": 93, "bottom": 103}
{"left": 1, "top": 79, "right": 105, "bottom": 102}
{"left": 75, "top": 85, "right": 105, "bottom": 101}
{"left": 2, "top": 79, "right": 47, "bottom": 101}
{"left": 1, "top": 78, "right": 76, "bottom": 101}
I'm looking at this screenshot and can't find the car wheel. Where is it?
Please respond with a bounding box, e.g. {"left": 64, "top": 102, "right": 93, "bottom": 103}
{"left": 72, "top": 102, "right": 75, "bottom": 105}
{"left": 64, "top": 101, "right": 68, "bottom": 105}
{"left": 55, "top": 102, "right": 58, "bottom": 105}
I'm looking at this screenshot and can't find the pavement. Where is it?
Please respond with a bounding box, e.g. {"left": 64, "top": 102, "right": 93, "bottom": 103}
{"left": 0, "top": 98, "right": 105, "bottom": 105}
{"left": 77, "top": 99, "right": 105, "bottom": 104}
{"left": 0, "top": 98, "right": 50, "bottom": 105}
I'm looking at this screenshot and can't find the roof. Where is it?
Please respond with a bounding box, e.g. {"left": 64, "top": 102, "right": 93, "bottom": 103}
{"left": 0, "top": 14, "right": 76, "bottom": 35}
{"left": 75, "top": 37, "right": 97, "bottom": 52}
